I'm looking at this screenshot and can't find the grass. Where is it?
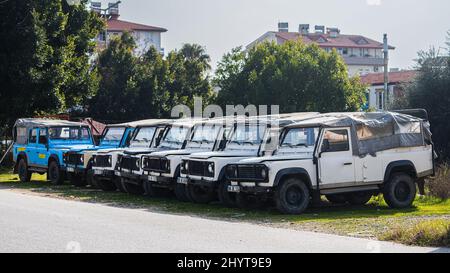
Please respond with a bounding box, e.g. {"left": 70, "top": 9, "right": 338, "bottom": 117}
{"left": 1, "top": 170, "right": 450, "bottom": 247}
{"left": 382, "top": 219, "right": 450, "bottom": 247}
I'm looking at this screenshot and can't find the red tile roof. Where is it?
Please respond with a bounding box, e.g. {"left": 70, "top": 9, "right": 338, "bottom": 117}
{"left": 360, "top": 70, "right": 417, "bottom": 86}
{"left": 275, "top": 32, "right": 395, "bottom": 49}
{"left": 107, "top": 19, "right": 167, "bottom": 32}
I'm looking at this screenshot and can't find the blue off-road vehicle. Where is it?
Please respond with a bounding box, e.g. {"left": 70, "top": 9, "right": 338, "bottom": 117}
{"left": 12, "top": 119, "right": 95, "bottom": 185}
{"left": 64, "top": 123, "right": 136, "bottom": 187}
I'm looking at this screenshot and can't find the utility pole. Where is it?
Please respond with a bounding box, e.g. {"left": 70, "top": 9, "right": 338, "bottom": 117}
{"left": 383, "top": 33, "right": 389, "bottom": 110}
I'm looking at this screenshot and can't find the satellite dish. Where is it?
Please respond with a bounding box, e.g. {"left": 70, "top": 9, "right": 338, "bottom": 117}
{"left": 66, "top": 0, "right": 81, "bottom": 5}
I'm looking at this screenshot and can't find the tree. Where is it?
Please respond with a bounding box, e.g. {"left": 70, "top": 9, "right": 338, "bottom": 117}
{"left": 400, "top": 47, "right": 450, "bottom": 161}
{"left": 0, "top": 0, "right": 103, "bottom": 129}
{"left": 164, "top": 43, "right": 214, "bottom": 112}
{"left": 214, "top": 41, "right": 367, "bottom": 113}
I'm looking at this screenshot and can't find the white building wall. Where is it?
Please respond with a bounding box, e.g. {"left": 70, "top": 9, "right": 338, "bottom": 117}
{"left": 367, "top": 84, "right": 395, "bottom": 110}
{"left": 348, "top": 65, "right": 384, "bottom": 77}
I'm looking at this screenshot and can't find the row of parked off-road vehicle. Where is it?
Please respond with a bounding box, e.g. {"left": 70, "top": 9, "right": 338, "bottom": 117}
{"left": 12, "top": 110, "right": 435, "bottom": 214}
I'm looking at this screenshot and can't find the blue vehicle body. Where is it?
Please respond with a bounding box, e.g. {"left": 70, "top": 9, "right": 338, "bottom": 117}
{"left": 64, "top": 125, "right": 135, "bottom": 186}
{"left": 12, "top": 119, "right": 95, "bottom": 184}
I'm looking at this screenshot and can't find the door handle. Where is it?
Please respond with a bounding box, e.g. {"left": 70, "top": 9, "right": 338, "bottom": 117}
{"left": 343, "top": 162, "right": 353, "bottom": 166}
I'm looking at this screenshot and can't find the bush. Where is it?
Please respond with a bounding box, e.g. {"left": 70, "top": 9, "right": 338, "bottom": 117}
{"left": 383, "top": 220, "right": 450, "bottom": 247}
{"left": 427, "top": 164, "right": 450, "bottom": 199}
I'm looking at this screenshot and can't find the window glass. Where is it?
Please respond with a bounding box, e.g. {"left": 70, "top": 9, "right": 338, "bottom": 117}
{"left": 29, "top": 129, "right": 37, "bottom": 143}
{"left": 190, "top": 124, "right": 221, "bottom": 144}
{"left": 282, "top": 128, "right": 318, "bottom": 147}
{"left": 102, "top": 127, "right": 125, "bottom": 142}
{"left": 322, "top": 129, "right": 349, "bottom": 152}
{"left": 16, "top": 127, "right": 27, "bottom": 144}
{"left": 38, "top": 129, "right": 47, "bottom": 144}
{"left": 129, "top": 127, "right": 156, "bottom": 147}
{"left": 48, "top": 127, "right": 90, "bottom": 140}
{"left": 228, "top": 124, "right": 267, "bottom": 146}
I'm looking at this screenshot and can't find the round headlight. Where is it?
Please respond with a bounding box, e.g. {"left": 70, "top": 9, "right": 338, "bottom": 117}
{"left": 80, "top": 156, "right": 84, "bottom": 163}
{"left": 261, "top": 168, "right": 267, "bottom": 179}
{"left": 207, "top": 163, "right": 214, "bottom": 173}
{"left": 184, "top": 161, "right": 189, "bottom": 171}
{"left": 136, "top": 159, "right": 140, "bottom": 168}
{"left": 93, "top": 156, "right": 97, "bottom": 164}
{"left": 107, "top": 156, "right": 111, "bottom": 164}
{"left": 165, "top": 160, "right": 170, "bottom": 171}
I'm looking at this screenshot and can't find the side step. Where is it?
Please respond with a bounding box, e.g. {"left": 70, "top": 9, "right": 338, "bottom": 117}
{"left": 320, "top": 185, "right": 380, "bottom": 195}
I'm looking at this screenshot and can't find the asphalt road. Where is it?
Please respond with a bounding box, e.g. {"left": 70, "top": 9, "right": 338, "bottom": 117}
{"left": 0, "top": 189, "right": 448, "bottom": 253}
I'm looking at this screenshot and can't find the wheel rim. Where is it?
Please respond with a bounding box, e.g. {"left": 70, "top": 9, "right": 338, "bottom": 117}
{"left": 394, "top": 181, "right": 410, "bottom": 202}
{"left": 285, "top": 185, "right": 303, "bottom": 206}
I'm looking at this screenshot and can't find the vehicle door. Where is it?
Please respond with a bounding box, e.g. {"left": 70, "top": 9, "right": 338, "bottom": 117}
{"left": 318, "top": 127, "right": 356, "bottom": 186}
{"left": 35, "top": 128, "right": 49, "bottom": 167}
{"left": 27, "top": 128, "right": 39, "bottom": 166}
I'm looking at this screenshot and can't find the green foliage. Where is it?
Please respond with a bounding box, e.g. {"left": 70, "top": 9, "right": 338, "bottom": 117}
{"left": 214, "top": 41, "right": 367, "bottom": 113}
{"left": 399, "top": 46, "right": 450, "bottom": 160}
{"left": 0, "top": 0, "right": 103, "bottom": 129}
{"left": 89, "top": 40, "right": 213, "bottom": 121}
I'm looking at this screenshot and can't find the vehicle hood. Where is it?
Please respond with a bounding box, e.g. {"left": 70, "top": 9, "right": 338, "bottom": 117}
{"left": 188, "top": 150, "right": 257, "bottom": 160}
{"left": 52, "top": 144, "right": 96, "bottom": 151}
{"left": 238, "top": 154, "right": 313, "bottom": 164}
{"left": 95, "top": 148, "right": 127, "bottom": 154}
{"left": 149, "top": 148, "right": 208, "bottom": 158}
{"left": 123, "top": 147, "right": 158, "bottom": 155}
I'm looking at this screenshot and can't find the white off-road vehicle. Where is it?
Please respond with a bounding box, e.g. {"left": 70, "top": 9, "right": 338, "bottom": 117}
{"left": 141, "top": 118, "right": 233, "bottom": 201}
{"left": 117, "top": 118, "right": 204, "bottom": 195}
{"left": 179, "top": 113, "right": 319, "bottom": 206}
{"left": 91, "top": 119, "right": 172, "bottom": 192}
{"left": 225, "top": 111, "right": 435, "bottom": 214}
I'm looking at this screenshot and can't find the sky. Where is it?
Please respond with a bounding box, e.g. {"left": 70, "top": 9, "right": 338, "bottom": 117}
{"left": 96, "top": 0, "right": 450, "bottom": 71}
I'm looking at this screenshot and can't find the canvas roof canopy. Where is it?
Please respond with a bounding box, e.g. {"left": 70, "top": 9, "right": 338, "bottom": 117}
{"left": 14, "top": 118, "right": 88, "bottom": 129}
{"left": 286, "top": 111, "right": 431, "bottom": 156}
{"left": 109, "top": 119, "right": 174, "bottom": 128}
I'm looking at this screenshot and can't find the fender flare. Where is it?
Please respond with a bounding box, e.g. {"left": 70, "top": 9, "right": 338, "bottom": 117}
{"left": 48, "top": 154, "right": 62, "bottom": 167}
{"left": 273, "top": 168, "right": 313, "bottom": 189}
{"left": 383, "top": 160, "right": 417, "bottom": 182}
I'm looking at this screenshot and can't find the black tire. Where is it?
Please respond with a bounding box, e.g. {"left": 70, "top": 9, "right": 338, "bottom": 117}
{"left": 345, "top": 191, "right": 373, "bottom": 205}
{"left": 275, "top": 178, "right": 310, "bottom": 214}
{"left": 325, "top": 194, "right": 347, "bottom": 204}
{"left": 174, "top": 183, "right": 190, "bottom": 202}
{"left": 122, "top": 179, "right": 144, "bottom": 195}
{"left": 143, "top": 181, "right": 170, "bottom": 197}
{"left": 17, "top": 158, "right": 32, "bottom": 182}
{"left": 236, "top": 193, "right": 265, "bottom": 210}
{"left": 97, "top": 178, "right": 117, "bottom": 192}
{"left": 113, "top": 177, "right": 126, "bottom": 193}
{"left": 383, "top": 173, "right": 417, "bottom": 209}
{"left": 187, "top": 184, "right": 215, "bottom": 204}
{"left": 48, "top": 161, "right": 64, "bottom": 185}
{"left": 218, "top": 181, "right": 236, "bottom": 207}
{"left": 68, "top": 173, "right": 86, "bottom": 187}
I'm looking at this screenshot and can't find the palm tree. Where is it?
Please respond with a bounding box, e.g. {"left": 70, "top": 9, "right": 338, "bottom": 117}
{"left": 180, "top": 43, "right": 211, "bottom": 71}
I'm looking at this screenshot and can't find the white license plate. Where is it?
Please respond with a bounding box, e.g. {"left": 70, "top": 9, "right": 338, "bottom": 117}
{"left": 114, "top": 171, "right": 121, "bottom": 176}
{"left": 94, "top": 169, "right": 103, "bottom": 175}
{"left": 177, "top": 177, "right": 189, "bottom": 184}
{"left": 148, "top": 175, "right": 158, "bottom": 182}
{"left": 67, "top": 167, "right": 75, "bottom": 172}
{"left": 227, "top": 185, "right": 241, "bottom": 193}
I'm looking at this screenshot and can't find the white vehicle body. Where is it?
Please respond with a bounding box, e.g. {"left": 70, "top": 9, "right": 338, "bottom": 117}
{"left": 225, "top": 111, "right": 434, "bottom": 214}
{"left": 180, "top": 113, "right": 320, "bottom": 188}
{"left": 143, "top": 119, "right": 233, "bottom": 186}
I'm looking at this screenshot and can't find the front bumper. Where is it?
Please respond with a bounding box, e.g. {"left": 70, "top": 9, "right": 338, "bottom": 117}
{"left": 146, "top": 174, "right": 173, "bottom": 185}
{"left": 185, "top": 177, "right": 217, "bottom": 187}
{"left": 93, "top": 169, "right": 115, "bottom": 179}
{"left": 227, "top": 182, "right": 272, "bottom": 194}
{"left": 66, "top": 165, "right": 86, "bottom": 175}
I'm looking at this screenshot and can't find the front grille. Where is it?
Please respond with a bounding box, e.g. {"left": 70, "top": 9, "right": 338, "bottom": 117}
{"left": 237, "top": 165, "right": 259, "bottom": 179}
{"left": 94, "top": 155, "right": 111, "bottom": 168}
{"left": 187, "top": 160, "right": 213, "bottom": 178}
{"left": 67, "top": 153, "right": 82, "bottom": 165}
{"left": 142, "top": 157, "right": 169, "bottom": 173}
{"left": 119, "top": 156, "right": 139, "bottom": 171}
{"left": 226, "top": 164, "right": 267, "bottom": 182}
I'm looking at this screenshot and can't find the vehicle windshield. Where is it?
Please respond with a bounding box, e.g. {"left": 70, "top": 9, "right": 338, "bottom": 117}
{"left": 225, "top": 123, "right": 267, "bottom": 150}
{"left": 277, "top": 127, "right": 319, "bottom": 155}
{"left": 159, "top": 126, "right": 189, "bottom": 149}
{"left": 128, "top": 127, "right": 156, "bottom": 148}
{"left": 186, "top": 124, "right": 222, "bottom": 149}
{"left": 101, "top": 127, "right": 126, "bottom": 143}
{"left": 48, "top": 126, "right": 91, "bottom": 141}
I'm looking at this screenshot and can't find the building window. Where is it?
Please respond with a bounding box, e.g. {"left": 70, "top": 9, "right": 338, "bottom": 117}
{"left": 374, "top": 66, "right": 379, "bottom": 72}
{"left": 342, "top": 48, "right": 348, "bottom": 55}
{"left": 376, "top": 89, "right": 384, "bottom": 110}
